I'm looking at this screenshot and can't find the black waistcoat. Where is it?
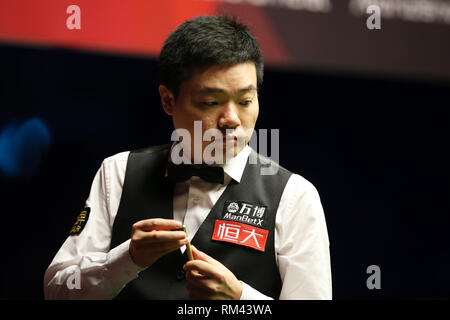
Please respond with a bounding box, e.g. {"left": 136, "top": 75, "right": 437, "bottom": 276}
{"left": 110, "top": 143, "right": 292, "bottom": 299}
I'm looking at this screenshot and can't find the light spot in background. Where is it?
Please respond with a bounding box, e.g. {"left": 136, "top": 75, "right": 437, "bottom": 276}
{"left": 0, "top": 117, "right": 51, "bottom": 179}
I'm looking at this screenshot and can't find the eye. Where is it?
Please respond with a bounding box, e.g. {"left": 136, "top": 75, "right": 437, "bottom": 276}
{"left": 239, "top": 100, "right": 252, "bottom": 106}
{"left": 202, "top": 101, "right": 219, "bottom": 106}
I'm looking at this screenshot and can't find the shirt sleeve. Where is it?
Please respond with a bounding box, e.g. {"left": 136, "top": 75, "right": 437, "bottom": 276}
{"left": 276, "top": 174, "right": 333, "bottom": 300}
{"left": 43, "top": 155, "right": 145, "bottom": 299}
{"left": 239, "top": 282, "right": 273, "bottom": 300}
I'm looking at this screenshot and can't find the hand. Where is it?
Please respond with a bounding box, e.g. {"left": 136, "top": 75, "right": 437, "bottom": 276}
{"left": 183, "top": 246, "right": 243, "bottom": 300}
{"left": 129, "top": 218, "right": 188, "bottom": 268}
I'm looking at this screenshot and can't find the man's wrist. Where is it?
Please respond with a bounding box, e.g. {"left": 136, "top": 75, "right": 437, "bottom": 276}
{"left": 108, "top": 239, "right": 147, "bottom": 277}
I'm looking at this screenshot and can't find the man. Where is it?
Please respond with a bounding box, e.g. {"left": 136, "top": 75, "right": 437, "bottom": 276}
{"left": 44, "top": 15, "right": 332, "bottom": 300}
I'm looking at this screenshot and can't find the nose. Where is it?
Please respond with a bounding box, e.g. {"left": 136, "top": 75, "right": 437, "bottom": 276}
{"left": 218, "top": 102, "right": 241, "bottom": 130}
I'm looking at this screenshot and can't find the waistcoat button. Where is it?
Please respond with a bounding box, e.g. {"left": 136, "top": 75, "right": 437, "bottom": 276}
{"left": 176, "top": 270, "right": 185, "bottom": 281}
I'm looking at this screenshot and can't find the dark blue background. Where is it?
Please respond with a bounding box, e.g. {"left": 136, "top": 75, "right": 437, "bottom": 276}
{"left": 0, "top": 43, "right": 449, "bottom": 299}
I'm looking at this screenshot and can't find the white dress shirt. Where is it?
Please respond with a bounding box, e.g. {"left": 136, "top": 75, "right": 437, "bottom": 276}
{"left": 44, "top": 144, "right": 332, "bottom": 300}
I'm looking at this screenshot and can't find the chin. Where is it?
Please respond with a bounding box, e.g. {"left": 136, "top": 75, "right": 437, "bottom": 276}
{"left": 224, "top": 144, "right": 243, "bottom": 160}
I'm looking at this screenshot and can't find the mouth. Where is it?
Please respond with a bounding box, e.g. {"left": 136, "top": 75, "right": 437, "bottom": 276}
{"left": 222, "top": 136, "right": 237, "bottom": 143}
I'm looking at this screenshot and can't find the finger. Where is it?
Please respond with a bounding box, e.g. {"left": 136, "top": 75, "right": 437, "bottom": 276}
{"left": 185, "top": 268, "right": 206, "bottom": 282}
{"left": 191, "top": 246, "right": 222, "bottom": 267}
{"left": 133, "top": 219, "right": 182, "bottom": 232}
{"left": 186, "top": 276, "right": 223, "bottom": 300}
{"left": 134, "top": 230, "right": 186, "bottom": 243}
{"left": 138, "top": 238, "right": 188, "bottom": 255}
{"left": 153, "top": 239, "right": 189, "bottom": 254}
{"left": 184, "top": 260, "right": 221, "bottom": 279}
{"left": 186, "top": 281, "right": 211, "bottom": 300}
{"left": 186, "top": 283, "right": 207, "bottom": 300}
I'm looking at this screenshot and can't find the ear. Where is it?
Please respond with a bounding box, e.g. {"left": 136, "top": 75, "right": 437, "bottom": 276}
{"left": 159, "top": 84, "right": 175, "bottom": 115}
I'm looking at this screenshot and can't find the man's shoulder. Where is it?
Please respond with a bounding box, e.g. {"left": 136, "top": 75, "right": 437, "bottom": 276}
{"left": 130, "top": 143, "right": 172, "bottom": 155}
{"left": 101, "top": 143, "right": 172, "bottom": 166}
{"left": 101, "top": 150, "right": 129, "bottom": 168}
{"left": 287, "top": 173, "right": 318, "bottom": 194}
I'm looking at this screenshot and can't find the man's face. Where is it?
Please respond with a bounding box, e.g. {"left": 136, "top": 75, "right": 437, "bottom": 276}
{"left": 159, "top": 62, "right": 259, "bottom": 165}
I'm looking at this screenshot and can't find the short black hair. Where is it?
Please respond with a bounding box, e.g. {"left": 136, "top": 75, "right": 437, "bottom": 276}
{"left": 158, "top": 15, "right": 264, "bottom": 98}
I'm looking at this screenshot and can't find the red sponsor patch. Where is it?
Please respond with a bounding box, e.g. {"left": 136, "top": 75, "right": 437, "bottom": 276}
{"left": 211, "top": 220, "right": 269, "bottom": 252}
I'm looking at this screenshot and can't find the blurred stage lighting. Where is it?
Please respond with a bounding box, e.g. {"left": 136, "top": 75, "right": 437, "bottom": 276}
{"left": 0, "top": 117, "right": 51, "bottom": 179}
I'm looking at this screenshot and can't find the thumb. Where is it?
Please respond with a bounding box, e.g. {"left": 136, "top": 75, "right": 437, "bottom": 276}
{"left": 191, "top": 246, "right": 221, "bottom": 266}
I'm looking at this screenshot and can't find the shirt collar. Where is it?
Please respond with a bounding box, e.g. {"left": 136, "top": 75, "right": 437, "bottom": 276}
{"left": 165, "top": 141, "right": 251, "bottom": 184}
{"left": 221, "top": 144, "right": 251, "bottom": 183}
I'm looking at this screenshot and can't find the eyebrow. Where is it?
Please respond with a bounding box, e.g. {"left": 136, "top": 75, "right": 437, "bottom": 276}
{"left": 196, "top": 85, "right": 257, "bottom": 94}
